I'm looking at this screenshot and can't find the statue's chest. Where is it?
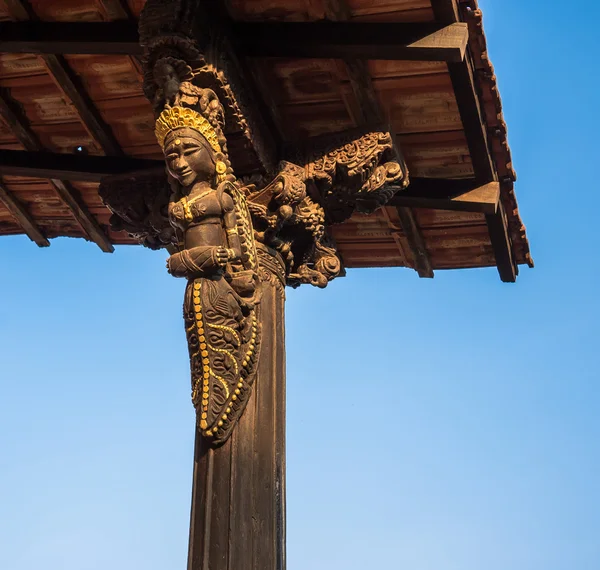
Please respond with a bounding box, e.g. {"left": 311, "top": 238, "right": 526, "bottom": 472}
{"left": 170, "top": 191, "right": 222, "bottom": 228}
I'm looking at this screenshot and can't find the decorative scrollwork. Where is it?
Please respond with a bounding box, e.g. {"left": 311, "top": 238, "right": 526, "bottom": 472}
{"left": 246, "top": 129, "right": 408, "bottom": 288}
{"left": 99, "top": 172, "right": 174, "bottom": 250}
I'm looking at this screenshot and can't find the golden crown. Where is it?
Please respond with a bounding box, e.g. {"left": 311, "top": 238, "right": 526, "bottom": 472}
{"left": 155, "top": 106, "right": 221, "bottom": 153}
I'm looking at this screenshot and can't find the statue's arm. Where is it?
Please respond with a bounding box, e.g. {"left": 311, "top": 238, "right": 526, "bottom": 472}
{"left": 222, "top": 192, "right": 242, "bottom": 260}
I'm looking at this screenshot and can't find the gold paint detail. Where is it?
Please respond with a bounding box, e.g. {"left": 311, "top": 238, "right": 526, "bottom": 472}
{"left": 210, "top": 370, "right": 230, "bottom": 399}
{"left": 208, "top": 344, "right": 239, "bottom": 376}
{"left": 155, "top": 106, "right": 221, "bottom": 152}
{"left": 208, "top": 322, "right": 241, "bottom": 346}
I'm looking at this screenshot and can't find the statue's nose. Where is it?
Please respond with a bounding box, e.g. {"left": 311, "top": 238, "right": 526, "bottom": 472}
{"left": 174, "top": 156, "right": 187, "bottom": 171}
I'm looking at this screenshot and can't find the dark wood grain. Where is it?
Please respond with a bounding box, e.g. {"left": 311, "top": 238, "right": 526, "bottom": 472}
{"left": 0, "top": 93, "right": 41, "bottom": 151}
{"left": 2, "top": 0, "right": 34, "bottom": 20}
{"left": 42, "top": 54, "right": 124, "bottom": 156}
{"left": 97, "top": 0, "right": 133, "bottom": 20}
{"left": 49, "top": 178, "right": 114, "bottom": 253}
{"left": 253, "top": 278, "right": 277, "bottom": 570}
{"left": 228, "top": 374, "right": 257, "bottom": 570}
{"left": 486, "top": 203, "right": 517, "bottom": 283}
{"left": 0, "top": 181, "right": 50, "bottom": 247}
{"left": 184, "top": 248, "right": 287, "bottom": 570}
{"left": 0, "top": 93, "right": 114, "bottom": 252}
{"left": 395, "top": 207, "right": 434, "bottom": 278}
{"left": 343, "top": 59, "right": 384, "bottom": 125}
{"left": 208, "top": 439, "right": 232, "bottom": 570}
{"left": 187, "top": 434, "right": 211, "bottom": 570}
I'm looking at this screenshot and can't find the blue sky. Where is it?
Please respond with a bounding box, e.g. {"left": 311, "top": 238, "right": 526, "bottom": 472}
{"left": 1, "top": 1, "right": 600, "bottom": 569}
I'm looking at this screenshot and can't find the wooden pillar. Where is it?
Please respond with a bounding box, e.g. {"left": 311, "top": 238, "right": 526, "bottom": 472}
{"left": 187, "top": 244, "right": 286, "bottom": 570}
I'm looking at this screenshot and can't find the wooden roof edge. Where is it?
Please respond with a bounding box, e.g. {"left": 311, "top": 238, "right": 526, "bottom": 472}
{"left": 461, "top": 0, "right": 533, "bottom": 269}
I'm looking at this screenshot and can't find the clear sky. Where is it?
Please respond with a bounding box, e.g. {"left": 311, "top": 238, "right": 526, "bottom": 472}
{"left": 1, "top": 1, "right": 599, "bottom": 569}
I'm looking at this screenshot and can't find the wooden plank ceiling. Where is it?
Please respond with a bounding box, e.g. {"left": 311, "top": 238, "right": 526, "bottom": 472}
{"left": 0, "top": 0, "right": 532, "bottom": 281}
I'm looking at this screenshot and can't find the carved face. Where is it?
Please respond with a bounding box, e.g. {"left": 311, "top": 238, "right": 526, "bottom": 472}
{"left": 164, "top": 128, "right": 216, "bottom": 188}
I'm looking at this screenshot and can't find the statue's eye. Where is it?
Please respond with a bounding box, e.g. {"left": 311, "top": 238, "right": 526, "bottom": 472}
{"left": 184, "top": 147, "right": 201, "bottom": 156}
{"left": 166, "top": 153, "right": 178, "bottom": 161}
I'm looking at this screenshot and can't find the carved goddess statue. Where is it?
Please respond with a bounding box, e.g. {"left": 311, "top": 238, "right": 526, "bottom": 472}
{"left": 155, "top": 91, "right": 261, "bottom": 445}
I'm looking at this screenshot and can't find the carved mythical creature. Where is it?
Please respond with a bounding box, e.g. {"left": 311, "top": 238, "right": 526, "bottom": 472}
{"left": 155, "top": 90, "right": 261, "bottom": 445}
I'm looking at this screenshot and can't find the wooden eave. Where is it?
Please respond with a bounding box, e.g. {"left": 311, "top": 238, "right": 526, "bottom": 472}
{"left": 0, "top": 0, "right": 532, "bottom": 281}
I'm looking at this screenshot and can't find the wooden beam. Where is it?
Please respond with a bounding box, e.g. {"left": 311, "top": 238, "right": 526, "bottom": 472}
{"left": 0, "top": 93, "right": 40, "bottom": 151}
{"left": 486, "top": 203, "right": 517, "bottom": 283}
{"left": 389, "top": 179, "right": 499, "bottom": 214}
{"left": 430, "top": 2, "right": 494, "bottom": 182}
{"left": 429, "top": 0, "right": 460, "bottom": 23}
{"left": 394, "top": 207, "right": 434, "bottom": 278}
{"left": 0, "top": 21, "right": 142, "bottom": 55}
{"left": 0, "top": 20, "right": 467, "bottom": 61}
{"left": 41, "top": 54, "right": 124, "bottom": 156}
{"left": 0, "top": 92, "right": 115, "bottom": 251}
{"left": 49, "top": 178, "right": 114, "bottom": 253}
{"left": 2, "top": 0, "right": 35, "bottom": 20}
{"left": 0, "top": 150, "right": 163, "bottom": 182}
{"left": 96, "top": 0, "right": 133, "bottom": 20}
{"left": 234, "top": 21, "right": 468, "bottom": 62}
{"left": 0, "top": 180, "right": 50, "bottom": 247}
{"left": 343, "top": 59, "right": 384, "bottom": 125}
{"left": 323, "top": 0, "right": 351, "bottom": 20}
{"left": 431, "top": 0, "right": 517, "bottom": 281}
{"left": 446, "top": 58, "right": 495, "bottom": 182}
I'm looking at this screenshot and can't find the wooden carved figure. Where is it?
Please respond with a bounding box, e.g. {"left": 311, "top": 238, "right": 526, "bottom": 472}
{"left": 155, "top": 93, "right": 261, "bottom": 446}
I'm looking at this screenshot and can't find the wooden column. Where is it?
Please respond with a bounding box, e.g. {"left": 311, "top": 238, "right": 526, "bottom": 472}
{"left": 187, "top": 244, "right": 286, "bottom": 570}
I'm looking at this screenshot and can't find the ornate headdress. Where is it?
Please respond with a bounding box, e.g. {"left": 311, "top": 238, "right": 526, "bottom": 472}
{"left": 155, "top": 106, "right": 221, "bottom": 153}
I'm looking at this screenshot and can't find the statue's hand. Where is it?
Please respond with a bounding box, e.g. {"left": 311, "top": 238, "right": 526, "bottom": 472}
{"left": 214, "top": 246, "right": 237, "bottom": 267}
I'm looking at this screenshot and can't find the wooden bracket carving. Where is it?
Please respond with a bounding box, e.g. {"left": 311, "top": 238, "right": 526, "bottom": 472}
{"left": 99, "top": 172, "right": 175, "bottom": 250}
{"left": 246, "top": 128, "right": 409, "bottom": 288}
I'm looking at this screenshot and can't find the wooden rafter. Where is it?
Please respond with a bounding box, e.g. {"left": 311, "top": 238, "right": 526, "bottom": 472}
{"left": 394, "top": 207, "right": 434, "bottom": 278}
{"left": 431, "top": 0, "right": 516, "bottom": 282}
{"left": 2, "top": 0, "right": 33, "bottom": 20}
{"left": 41, "top": 55, "right": 124, "bottom": 156}
{"left": 486, "top": 205, "right": 517, "bottom": 282}
{"left": 5, "top": 2, "right": 125, "bottom": 156}
{"left": 95, "top": 0, "right": 133, "bottom": 20}
{"left": 0, "top": 180, "right": 50, "bottom": 247}
{"left": 326, "top": 0, "right": 433, "bottom": 278}
{"left": 343, "top": 59, "right": 384, "bottom": 125}
{"left": 0, "top": 92, "right": 114, "bottom": 252}
{"left": 0, "top": 150, "right": 162, "bottom": 182}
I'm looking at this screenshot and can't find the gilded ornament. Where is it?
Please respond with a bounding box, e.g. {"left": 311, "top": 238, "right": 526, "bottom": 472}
{"left": 155, "top": 106, "right": 222, "bottom": 153}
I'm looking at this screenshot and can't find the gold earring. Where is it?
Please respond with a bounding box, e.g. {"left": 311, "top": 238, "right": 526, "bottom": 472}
{"left": 215, "top": 160, "right": 227, "bottom": 184}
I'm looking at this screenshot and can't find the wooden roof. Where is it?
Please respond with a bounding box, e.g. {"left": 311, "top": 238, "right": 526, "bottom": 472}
{"left": 0, "top": 0, "right": 532, "bottom": 281}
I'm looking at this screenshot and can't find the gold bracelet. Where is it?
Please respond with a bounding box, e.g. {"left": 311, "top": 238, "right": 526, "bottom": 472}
{"left": 226, "top": 228, "right": 237, "bottom": 235}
